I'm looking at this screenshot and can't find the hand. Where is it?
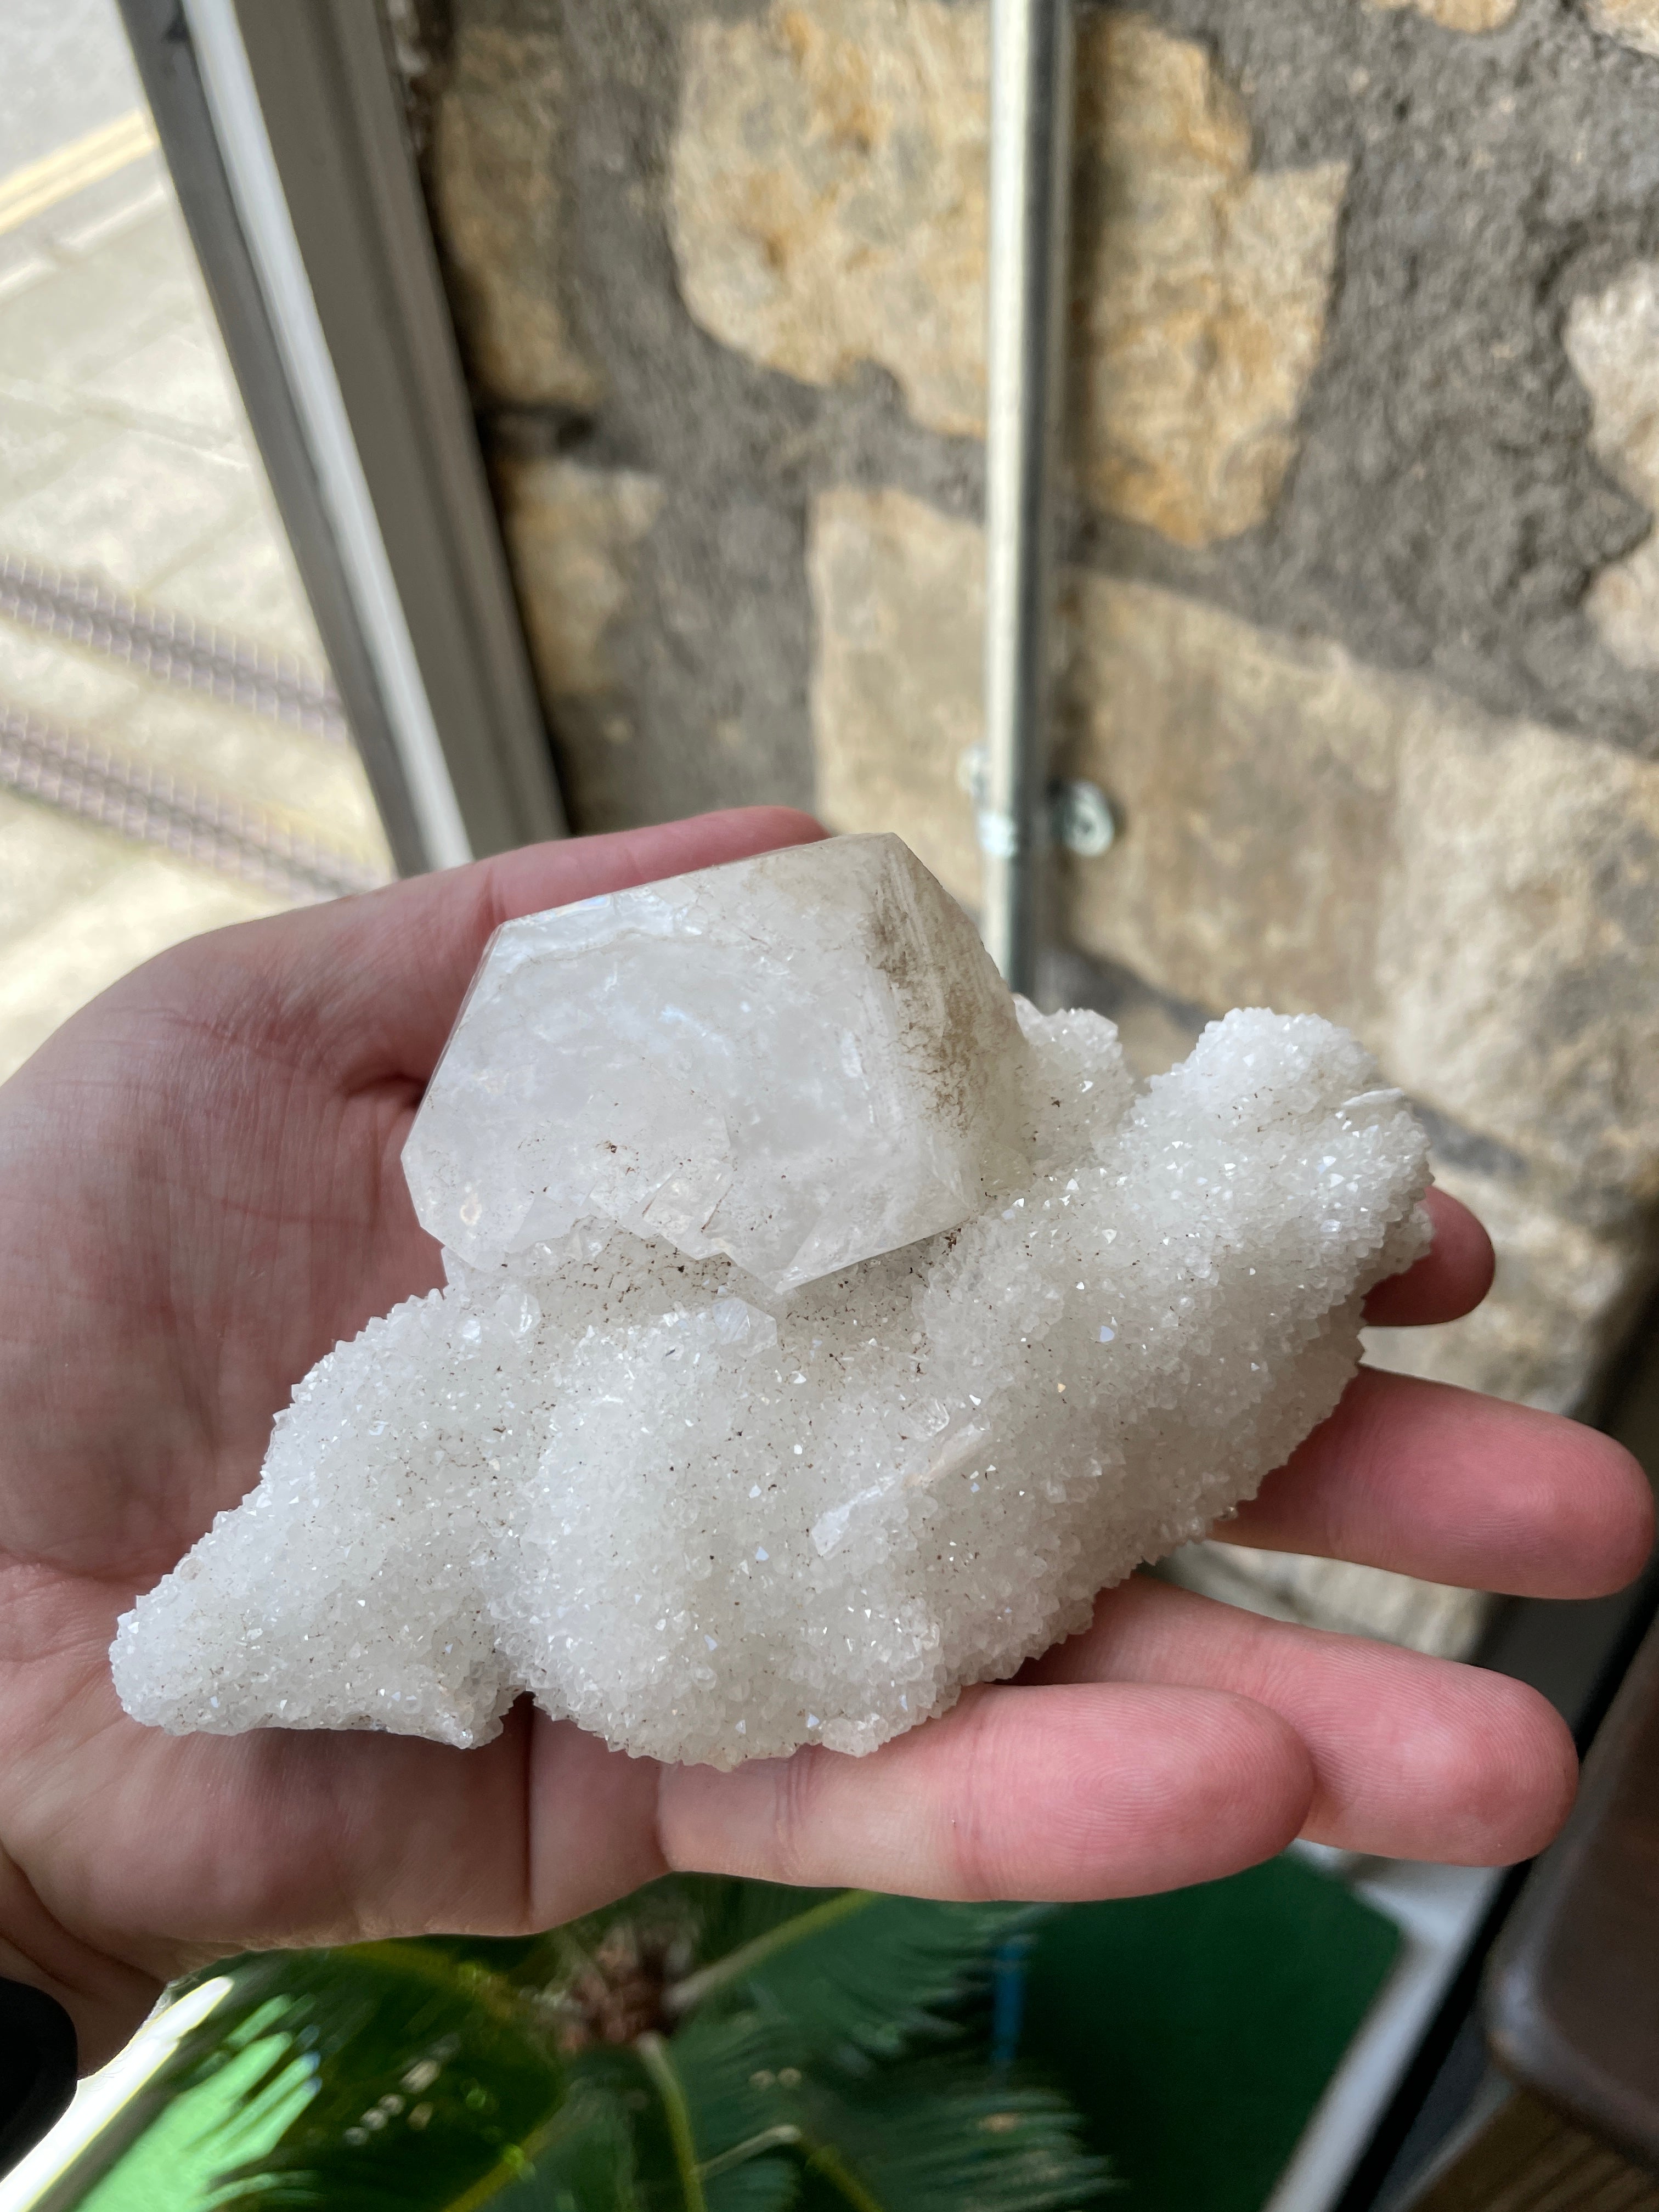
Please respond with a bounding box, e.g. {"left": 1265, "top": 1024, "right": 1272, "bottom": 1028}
{"left": 0, "top": 810, "right": 1647, "bottom": 2071}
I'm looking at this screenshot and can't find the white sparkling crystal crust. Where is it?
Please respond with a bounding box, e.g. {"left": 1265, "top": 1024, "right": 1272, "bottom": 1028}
{"left": 112, "top": 992, "right": 1431, "bottom": 1768}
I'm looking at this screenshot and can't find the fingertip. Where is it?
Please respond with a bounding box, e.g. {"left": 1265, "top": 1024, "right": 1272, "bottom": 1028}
{"left": 1364, "top": 1187, "right": 1496, "bottom": 1329}
{"left": 1295, "top": 1661, "right": 1579, "bottom": 1866}
{"left": 1489, "top": 1679, "right": 1581, "bottom": 1864}
{"left": 1149, "top": 1690, "right": 1315, "bottom": 1887}
{"left": 1423, "top": 1672, "right": 1579, "bottom": 1867}
{"left": 1238, "top": 1372, "right": 1655, "bottom": 1602}
{"left": 483, "top": 808, "right": 828, "bottom": 926}
{"left": 1551, "top": 1427, "right": 1654, "bottom": 1597}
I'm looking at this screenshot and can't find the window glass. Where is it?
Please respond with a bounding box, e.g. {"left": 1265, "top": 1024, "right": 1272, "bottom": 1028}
{"left": 0, "top": 0, "right": 393, "bottom": 1085}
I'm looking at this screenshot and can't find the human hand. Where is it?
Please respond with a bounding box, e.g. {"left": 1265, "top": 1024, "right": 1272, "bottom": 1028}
{"left": 0, "top": 809, "right": 1647, "bottom": 2070}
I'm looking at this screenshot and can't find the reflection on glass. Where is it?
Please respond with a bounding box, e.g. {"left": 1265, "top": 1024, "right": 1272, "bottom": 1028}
{"left": 0, "top": 0, "right": 393, "bottom": 1086}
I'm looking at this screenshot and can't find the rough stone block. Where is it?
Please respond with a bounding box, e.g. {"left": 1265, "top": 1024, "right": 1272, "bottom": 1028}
{"left": 495, "top": 455, "right": 662, "bottom": 702}
{"left": 1583, "top": 0, "right": 1659, "bottom": 55}
{"left": 672, "top": 0, "right": 989, "bottom": 441}
{"left": 430, "top": 16, "right": 603, "bottom": 408}
{"left": 808, "top": 486, "right": 983, "bottom": 905}
{"left": 809, "top": 486, "right": 1659, "bottom": 1212}
{"left": 1367, "top": 0, "right": 1519, "bottom": 31}
{"left": 1069, "top": 15, "right": 1348, "bottom": 546}
{"left": 1566, "top": 261, "right": 1659, "bottom": 673}
{"left": 674, "top": 4, "right": 1346, "bottom": 547}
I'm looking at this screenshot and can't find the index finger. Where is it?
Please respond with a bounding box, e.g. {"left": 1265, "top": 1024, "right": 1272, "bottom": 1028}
{"left": 1363, "top": 1186, "right": 1494, "bottom": 1329}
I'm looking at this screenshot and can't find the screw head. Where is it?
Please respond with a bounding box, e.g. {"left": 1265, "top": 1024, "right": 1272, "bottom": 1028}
{"left": 1050, "top": 779, "right": 1116, "bottom": 859}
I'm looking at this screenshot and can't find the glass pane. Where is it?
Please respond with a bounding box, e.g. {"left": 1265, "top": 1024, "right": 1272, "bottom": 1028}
{"left": 0, "top": 0, "right": 393, "bottom": 1086}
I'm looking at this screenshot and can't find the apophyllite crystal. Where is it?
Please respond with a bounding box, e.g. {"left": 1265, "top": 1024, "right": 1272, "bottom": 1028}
{"left": 403, "top": 833, "right": 1031, "bottom": 1293}
{"left": 112, "top": 834, "right": 1431, "bottom": 1768}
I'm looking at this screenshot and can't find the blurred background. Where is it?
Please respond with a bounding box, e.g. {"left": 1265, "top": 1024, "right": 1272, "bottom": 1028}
{"left": 0, "top": 0, "right": 391, "bottom": 1085}
{"left": 3, "top": 0, "right": 1658, "bottom": 2207}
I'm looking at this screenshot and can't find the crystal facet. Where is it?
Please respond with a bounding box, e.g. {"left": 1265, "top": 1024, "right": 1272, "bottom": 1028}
{"left": 111, "top": 836, "right": 1431, "bottom": 1768}
{"left": 403, "top": 834, "right": 1032, "bottom": 1294}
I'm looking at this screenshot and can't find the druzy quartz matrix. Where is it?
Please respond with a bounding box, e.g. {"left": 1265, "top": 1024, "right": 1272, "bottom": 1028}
{"left": 113, "top": 834, "right": 1432, "bottom": 1767}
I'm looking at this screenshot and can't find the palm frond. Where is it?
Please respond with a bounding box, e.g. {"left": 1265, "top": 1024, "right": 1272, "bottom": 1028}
{"left": 77, "top": 2032, "right": 315, "bottom": 2212}
{"left": 673, "top": 1880, "right": 849, "bottom": 1974}
{"left": 695, "top": 1894, "right": 1052, "bottom": 2063}
{"left": 703, "top": 2155, "right": 802, "bottom": 2212}
{"left": 791, "top": 2051, "right": 1114, "bottom": 2212}
{"left": 61, "top": 1887, "right": 1109, "bottom": 2212}
{"left": 489, "top": 2081, "right": 643, "bottom": 2211}
{"left": 667, "top": 2008, "right": 807, "bottom": 2160}
{"left": 93, "top": 1945, "right": 566, "bottom": 2212}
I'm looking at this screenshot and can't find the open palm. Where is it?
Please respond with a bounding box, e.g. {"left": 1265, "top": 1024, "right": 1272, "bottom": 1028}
{"left": 0, "top": 808, "right": 1647, "bottom": 2071}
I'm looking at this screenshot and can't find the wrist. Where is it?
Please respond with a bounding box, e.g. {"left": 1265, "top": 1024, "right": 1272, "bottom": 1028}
{"left": 0, "top": 1856, "right": 162, "bottom": 2076}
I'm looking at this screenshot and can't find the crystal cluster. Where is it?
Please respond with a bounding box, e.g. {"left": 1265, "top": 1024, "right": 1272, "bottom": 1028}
{"left": 112, "top": 835, "right": 1431, "bottom": 1768}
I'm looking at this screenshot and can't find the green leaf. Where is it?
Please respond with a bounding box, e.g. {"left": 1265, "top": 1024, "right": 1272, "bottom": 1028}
{"left": 76, "top": 2033, "right": 317, "bottom": 2212}
{"left": 669, "top": 2008, "right": 806, "bottom": 2162}
{"left": 704, "top": 2154, "right": 801, "bottom": 2212}
{"left": 487, "top": 2080, "right": 644, "bottom": 2212}
{"left": 672, "top": 1880, "right": 849, "bottom": 1975}
{"left": 690, "top": 1894, "right": 1051, "bottom": 2065}
{"left": 793, "top": 2052, "right": 1115, "bottom": 2212}
{"left": 78, "top": 1945, "right": 568, "bottom": 2212}
{"left": 57, "top": 1883, "right": 1108, "bottom": 2212}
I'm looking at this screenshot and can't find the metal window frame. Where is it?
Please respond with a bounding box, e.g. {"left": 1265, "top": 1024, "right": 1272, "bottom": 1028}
{"left": 117, "top": 0, "right": 565, "bottom": 876}
{"left": 982, "top": 0, "right": 1074, "bottom": 995}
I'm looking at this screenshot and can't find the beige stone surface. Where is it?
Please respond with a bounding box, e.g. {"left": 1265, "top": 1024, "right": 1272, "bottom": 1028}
{"left": 673, "top": 0, "right": 988, "bottom": 438}
{"left": 1161, "top": 1541, "right": 1493, "bottom": 1661}
{"left": 431, "top": 17, "right": 603, "bottom": 409}
{"left": 1070, "top": 15, "right": 1347, "bottom": 546}
{"left": 675, "top": 6, "right": 1346, "bottom": 546}
{"left": 1565, "top": 260, "right": 1659, "bottom": 672}
{"left": 1368, "top": 0, "right": 1520, "bottom": 33}
{"left": 808, "top": 486, "right": 1659, "bottom": 1205}
{"left": 496, "top": 455, "right": 663, "bottom": 700}
{"left": 1064, "top": 578, "right": 1659, "bottom": 1205}
{"left": 1365, "top": 1164, "right": 1652, "bottom": 1414}
{"left": 809, "top": 485, "right": 983, "bottom": 902}
{"left": 1059, "top": 574, "right": 1397, "bottom": 1033}
{"left": 1583, "top": 0, "right": 1659, "bottom": 57}
{"left": 1373, "top": 709, "right": 1659, "bottom": 1209}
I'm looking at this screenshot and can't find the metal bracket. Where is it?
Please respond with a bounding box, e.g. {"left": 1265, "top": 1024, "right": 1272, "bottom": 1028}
{"left": 958, "top": 747, "right": 1116, "bottom": 860}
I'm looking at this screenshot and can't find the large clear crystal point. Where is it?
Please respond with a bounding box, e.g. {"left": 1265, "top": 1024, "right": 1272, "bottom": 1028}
{"left": 403, "top": 833, "right": 1032, "bottom": 1293}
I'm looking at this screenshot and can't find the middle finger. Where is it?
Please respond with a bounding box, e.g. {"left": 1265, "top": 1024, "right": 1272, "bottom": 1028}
{"left": 1024, "top": 1575, "right": 1575, "bottom": 1863}
{"left": 1218, "top": 1368, "right": 1650, "bottom": 1598}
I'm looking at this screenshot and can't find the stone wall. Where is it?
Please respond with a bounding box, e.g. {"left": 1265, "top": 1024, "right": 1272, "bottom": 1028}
{"left": 394, "top": 0, "right": 1659, "bottom": 1581}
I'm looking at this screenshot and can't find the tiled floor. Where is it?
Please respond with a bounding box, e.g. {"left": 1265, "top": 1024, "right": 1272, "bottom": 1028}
{"left": 0, "top": 3, "right": 391, "bottom": 1084}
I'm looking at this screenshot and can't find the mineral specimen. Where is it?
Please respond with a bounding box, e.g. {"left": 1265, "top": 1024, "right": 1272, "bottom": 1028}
{"left": 404, "top": 834, "right": 1031, "bottom": 1293}
{"left": 112, "top": 834, "right": 1431, "bottom": 1768}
